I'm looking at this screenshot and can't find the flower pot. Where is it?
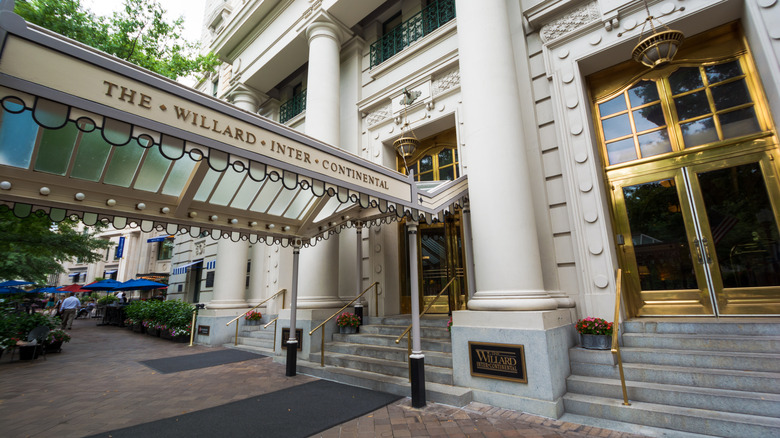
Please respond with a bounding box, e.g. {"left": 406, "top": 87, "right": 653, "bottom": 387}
{"left": 245, "top": 320, "right": 260, "bottom": 326}
{"left": 146, "top": 327, "right": 160, "bottom": 337}
{"left": 580, "top": 334, "right": 612, "bottom": 350}
{"left": 172, "top": 334, "right": 190, "bottom": 343}
{"left": 45, "top": 341, "right": 63, "bottom": 354}
{"left": 160, "top": 330, "right": 172, "bottom": 340}
{"left": 339, "top": 325, "right": 357, "bottom": 334}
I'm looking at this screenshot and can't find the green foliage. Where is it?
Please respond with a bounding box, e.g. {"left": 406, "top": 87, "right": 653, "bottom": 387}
{"left": 15, "top": 0, "right": 219, "bottom": 80}
{"left": 123, "top": 299, "right": 193, "bottom": 334}
{"left": 0, "top": 305, "right": 60, "bottom": 347}
{"left": 97, "top": 295, "right": 118, "bottom": 305}
{"left": 0, "top": 207, "right": 110, "bottom": 284}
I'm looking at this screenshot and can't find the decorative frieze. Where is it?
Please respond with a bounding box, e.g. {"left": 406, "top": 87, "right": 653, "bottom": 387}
{"left": 365, "top": 102, "right": 392, "bottom": 126}
{"left": 432, "top": 67, "right": 460, "bottom": 96}
{"left": 540, "top": 2, "right": 600, "bottom": 43}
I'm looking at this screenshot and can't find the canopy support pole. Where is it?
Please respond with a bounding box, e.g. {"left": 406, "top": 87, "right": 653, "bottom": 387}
{"left": 354, "top": 222, "right": 364, "bottom": 328}
{"left": 407, "top": 221, "right": 426, "bottom": 407}
{"left": 286, "top": 240, "right": 301, "bottom": 377}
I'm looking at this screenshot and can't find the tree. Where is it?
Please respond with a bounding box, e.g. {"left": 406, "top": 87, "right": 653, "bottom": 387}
{"left": 15, "top": 0, "right": 219, "bottom": 80}
{"left": 0, "top": 207, "right": 111, "bottom": 284}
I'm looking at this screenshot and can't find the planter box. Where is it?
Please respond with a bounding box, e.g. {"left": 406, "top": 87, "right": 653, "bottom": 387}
{"left": 45, "top": 341, "right": 63, "bottom": 354}
{"left": 580, "top": 334, "right": 612, "bottom": 350}
{"left": 146, "top": 327, "right": 160, "bottom": 337}
{"left": 132, "top": 323, "right": 145, "bottom": 334}
{"left": 339, "top": 326, "right": 357, "bottom": 334}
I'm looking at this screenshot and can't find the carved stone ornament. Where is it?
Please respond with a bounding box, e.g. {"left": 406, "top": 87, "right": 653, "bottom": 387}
{"left": 540, "top": 2, "right": 600, "bottom": 43}
{"left": 432, "top": 67, "right": 460, "bottom": 97}
{"left": 366, "top": 103, "right": 392, "bottom": 126}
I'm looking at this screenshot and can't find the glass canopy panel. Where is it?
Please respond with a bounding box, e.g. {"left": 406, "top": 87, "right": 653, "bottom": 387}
{"left": 193, "top": 169, "right": 222, "bottom": 202}
{"left": 313, "top": 196, "right": 343, "bottom": 223}
{"left": 209, "top": 168, "right": 245, "bottom": 206}
{"left": 284, "top": 190, "right": 315, "bottom": 219}
{"left": 0, "top": 109, "right": 38, "bottom": 169}
{"left": 35, "top": 124, "right": 78, "bottom": 175}
{"left": 71, "top": 130, "right": 111, "bottom": 181}
{"left": 133, "top": 146, "right": 172, "bottom": 192}
{"left": 230, "top": 176, "right": 264, "bottom": 210}
{"left": 250, "top": 179, "right": 283, "bottom": 213}
{"left": 295, "top": 196, "right": 319, "bottom": 220}
{"left": 161, "top": 157, "right": 197, "bottom": 196}
{"left": 266, "top": 187, "right": 297, "bottom": 216}
{"left": 104, "top": 143, "right": 144, "bottom": 187}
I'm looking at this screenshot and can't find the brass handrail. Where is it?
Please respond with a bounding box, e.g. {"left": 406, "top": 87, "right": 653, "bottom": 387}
{"left": 395, "top": 277, "right": 457, "bottom": 344}
{"left": 264, "top": 316, "right": 279, "bottom": 350}
{"left": 226, "top": 288, "right": 287, "bottom": 347}
{"left": 395, "top": 276, "right": 457, "bottom": 382}
{"left": 612, "top": 269, "right": 630, "bottom": 406}
{"left": 309, "top": 282, "right": 379, "bottom": 367}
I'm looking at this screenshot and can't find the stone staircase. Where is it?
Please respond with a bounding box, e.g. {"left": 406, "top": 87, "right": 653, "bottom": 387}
{"left": 296, "top": 315, "right": 472, "bottom": 406}
{"left": 229, "top": 321, "right": 277, "bottom": 356}
{"left": 563, "top": 319, "right": 780, "bottom": 437}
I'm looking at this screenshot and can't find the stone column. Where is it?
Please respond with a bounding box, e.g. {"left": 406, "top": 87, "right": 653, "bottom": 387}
{"left": 247, "top": 243, "right": 267, "bottom": 307}
{"left": 297, "top": 20, "right": 345, "bottom": 309}
{"left": 208, "top": 237, "right": 249, "bottom": 309}
{"left": 456, "top": 0, "right": 556, "bottom": 311}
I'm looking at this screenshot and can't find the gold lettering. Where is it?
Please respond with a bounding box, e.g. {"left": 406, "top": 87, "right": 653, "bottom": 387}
{"left": 222, "top": 126, "right": 233, "bottom": 138}
{"left": 303, "top": 152, "right": 311, "bottom": 164}
{"left": 103, "top": 80, "right": 119, "bottom": 97}
{"left": 211, "top": 119, "right": 220, "bottom": 133}
{"left": 246, "top": 132, "right": 256, "bottom": 144}
{"left": 200, "top": 115, "right": 209, "bottom": 129}
{"left": 119, "top": 86, "right": 136, "bottom": 104}
{"left": 234, "top": 128, "right": 244, "bottom": 142}
{"left": 139, "top": 93, "right": 152, "bottom": 109}
{"left": 174, "top": 106, "right": 192, "bottom": 122}
{"left": 191, "top": 112, "right": 199, "bottom": 126}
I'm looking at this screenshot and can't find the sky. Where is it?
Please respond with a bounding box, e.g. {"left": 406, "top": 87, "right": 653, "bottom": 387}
{"left": 84, "top": 0, "right": 207, "bottom": 42}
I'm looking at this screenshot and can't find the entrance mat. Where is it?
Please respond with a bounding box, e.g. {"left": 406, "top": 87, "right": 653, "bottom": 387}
{"left": 87, "top": 380, "right": 402, "bottom": 438}
{"left": 140, "top": 349, "right": 265, "bottom": 374}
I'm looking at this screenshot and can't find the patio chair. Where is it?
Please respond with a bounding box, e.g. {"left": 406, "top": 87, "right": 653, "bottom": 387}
{"left": 25, "top": 326, "right": 50, "bottom": 361}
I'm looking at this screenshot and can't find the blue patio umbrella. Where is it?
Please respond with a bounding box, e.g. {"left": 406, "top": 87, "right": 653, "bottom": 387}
{"left": 81, "top": 279, "right": 123, "bottom": 291}
{"left": 30, "top": 286, "right": 61, "bottom": 293}
{"left": 0, "top": 286, "right": 26, "bottom": 294}
{"left": 0, "top": 280, "right": 35, "bottom": 287}
{"left": 112, "top": 279, "right": 168, "bottom": 291}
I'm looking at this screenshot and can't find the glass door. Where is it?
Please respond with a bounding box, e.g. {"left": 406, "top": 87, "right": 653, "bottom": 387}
{"left": 614, "top": 152, "right": 780, "bottom": 316}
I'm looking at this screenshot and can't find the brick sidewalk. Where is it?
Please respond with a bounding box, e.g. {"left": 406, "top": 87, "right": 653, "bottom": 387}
{"left": 0, "top": 317, "right": 645, "bottom": 438}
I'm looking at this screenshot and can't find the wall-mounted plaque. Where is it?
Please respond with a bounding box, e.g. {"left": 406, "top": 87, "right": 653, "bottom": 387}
{"left": 468, "top": 341, "right": 527, "bottom": 383}
{"left": 197, "top": 325, "right": 210, "bottom": 336}
{"left": 281, "top": 328, "right": 303, "bottom": 351}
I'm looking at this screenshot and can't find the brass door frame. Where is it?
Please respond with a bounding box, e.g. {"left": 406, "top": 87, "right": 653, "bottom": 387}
{"left": 399, "top": 211, "right": 468, "bottom": 314}
{"left": 611, "top": 147, "right": 780, "bottom": 316}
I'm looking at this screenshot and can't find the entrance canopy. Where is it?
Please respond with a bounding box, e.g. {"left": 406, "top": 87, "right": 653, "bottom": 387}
{"left": 0, "top": 11, "right": 468, "bottom": 246}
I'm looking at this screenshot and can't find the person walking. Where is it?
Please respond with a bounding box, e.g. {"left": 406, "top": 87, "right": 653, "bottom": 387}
{"left": 60, "top": 292, "right": 81, "bottom": 330}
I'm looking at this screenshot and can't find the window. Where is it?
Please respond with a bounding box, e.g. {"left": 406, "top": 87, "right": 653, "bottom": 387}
{"left": 211, "top": 80, "right": 218, "bottom": 97}
{"left": 157, "top": 239, "right": 174, "bottom": 261}
{"left": 592, "top": 24, "right": 770, "bottom": 168}
{"left": 403, "top": 145, "right": 459, "bottom": 182}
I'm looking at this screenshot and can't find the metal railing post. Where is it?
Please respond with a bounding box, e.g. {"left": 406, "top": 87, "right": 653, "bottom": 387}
{"left": 612, "top": 269, "right": 630, "bottom": 406}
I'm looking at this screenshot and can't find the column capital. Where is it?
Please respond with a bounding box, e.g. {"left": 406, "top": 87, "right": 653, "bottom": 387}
{"left": 304, "top": 13, "right": 352, "bottom": 46}
{"left": 226, "top": 84, "right": 267, "bottom": 113}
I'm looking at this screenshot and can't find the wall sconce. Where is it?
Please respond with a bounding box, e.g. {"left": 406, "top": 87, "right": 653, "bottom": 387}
{"left": 632, "top": 0, "right": 684, "bottom": 69}
{"left": 393, "top": 88, "right": 420, "bottom": 159}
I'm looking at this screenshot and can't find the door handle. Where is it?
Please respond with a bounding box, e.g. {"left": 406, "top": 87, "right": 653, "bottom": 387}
{"left": 693, "top": 238, "right": 704, "bottom": 264}
{"left": 701, "top": 238, "right": 713, "bottom": 264}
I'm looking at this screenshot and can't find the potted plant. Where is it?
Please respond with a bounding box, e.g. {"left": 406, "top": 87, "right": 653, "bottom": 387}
{"left": 447, "top": 317, "right": 453, "bottom": 333}
{"left": 576, "top": 317, "right": 614, "bottom": 350}
{"left": 244, "top": 310, "right": 262, "bottom": 326}
{"left": 336, "top": 312, "right": 360, "bottom": 334}
{"left": 45, "top": 329, "right": 71, "bottom": 353}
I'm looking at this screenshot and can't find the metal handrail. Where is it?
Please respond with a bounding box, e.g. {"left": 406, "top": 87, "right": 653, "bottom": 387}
{"left": 395, "top": 276, "right": 457, "bottom": 382}
{"left": 264, "top": 317, "right": 279, "bottom": 350}
{"left": 309, "top": 282, "right": 379, "bottom": 367}
{"left": 226, "top": 288, "right": 287, "bottom": 346}
{"left": 395, "top": 277, "right": 456, "bottom": 344}
{"left": 612, "top": 269, "right": 631, "bottom": 406}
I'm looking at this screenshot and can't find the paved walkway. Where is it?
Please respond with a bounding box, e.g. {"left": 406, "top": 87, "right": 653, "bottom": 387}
{"left": 0, "top": 317, "right": 647, "bottom": 438}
